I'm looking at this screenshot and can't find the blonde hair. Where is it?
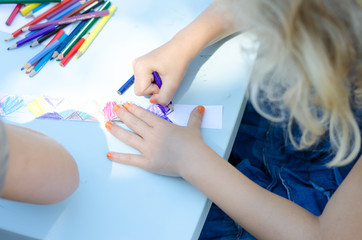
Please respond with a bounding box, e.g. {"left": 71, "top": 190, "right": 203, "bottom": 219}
{"left": 218, "top": 0, "right": 362, "bottom": 167}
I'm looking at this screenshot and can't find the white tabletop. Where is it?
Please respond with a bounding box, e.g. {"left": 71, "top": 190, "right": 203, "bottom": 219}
{"left": 0, "top": 1, "right": 258, "bottom": 239}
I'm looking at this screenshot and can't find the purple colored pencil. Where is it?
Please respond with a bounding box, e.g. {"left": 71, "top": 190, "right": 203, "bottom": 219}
{"left": 8, "top": 24, "right": 56, "bottom": 50}
{"left": 152, "top": 72, "right": 163, "bottom": 88}
{"left": 46, "top": 0, "right": 79, "bottom": 20}
{"left": 23, "top": 9, "right": 110, "bottom": 31}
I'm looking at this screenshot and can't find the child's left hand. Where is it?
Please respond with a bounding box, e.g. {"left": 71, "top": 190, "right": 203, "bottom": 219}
{"left": 105, "top": 103, "right": 207, "bottom": 177}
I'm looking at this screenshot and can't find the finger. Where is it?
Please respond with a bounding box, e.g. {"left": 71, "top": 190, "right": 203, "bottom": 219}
{"left": 139, "top": 83, "right": 160, "bottom": 97}
{"left": 187, "top": 106, "right": 205, "bottom": 129}
{"left": 122, "top": 103, "right": 169, "bottom": 128}
{"left": 133, "top": 72, "right": 155, "bottom": 96}
{"left": 150, "top": 81, "right": 177, "bottom": 105}
{"left": 114, "top": 104, "right": 152, "bottom": 136}
{"left": 107, "top": 152, "right": 148, "bottom": 169}
{"left": 105, "top": 121, "right": 143, "bottom": 150}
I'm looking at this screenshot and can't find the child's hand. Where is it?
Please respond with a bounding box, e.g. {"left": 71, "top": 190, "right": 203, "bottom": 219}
{"left": 132, "top": 39, "right": 193, "bottom": 105}
{"left": 105, "top": 103, "right": 207, "bottom": 177}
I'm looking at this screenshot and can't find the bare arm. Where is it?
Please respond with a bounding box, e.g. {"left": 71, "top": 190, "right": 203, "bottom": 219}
{"left": 1, "top": 123, "right": 79, "bottom": 205}
{"left": 107, "top": 104, "right": 362, "bottom": 240}
{"left": 132, "top": 1, "right": 237, "bottom": 105}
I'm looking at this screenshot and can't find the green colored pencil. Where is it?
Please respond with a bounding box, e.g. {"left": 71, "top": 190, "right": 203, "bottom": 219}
{"left": 56, "top": 0, "right": 111, "bottom": 61}
{"left": 0, "top": 0, "right": 60, "bottom": 3}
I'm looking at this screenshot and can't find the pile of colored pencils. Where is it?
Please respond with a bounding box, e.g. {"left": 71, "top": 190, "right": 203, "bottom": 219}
{"left": 3, "top": 0, "right": 116, "bottom": 77}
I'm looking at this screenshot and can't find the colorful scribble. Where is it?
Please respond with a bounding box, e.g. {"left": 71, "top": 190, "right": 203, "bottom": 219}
{"left": 0, "top": 93, "right": 174, "bottom": 123}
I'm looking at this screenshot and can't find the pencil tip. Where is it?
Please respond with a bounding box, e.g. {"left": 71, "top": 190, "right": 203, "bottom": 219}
{"left": 30, "top": 41, "right": 38, "bottom": 48}
{"left": 21, "top": 67, "right": 24, "bottom": 71}
{"left": 75, "top": 51, "right": 82, "bottom": 59}
{"left": 52, "top": 52, "right": 58, "bottom": 59}
{"left": 29, "top": 70, "right": 36, "bottom": 78}
{"left": 8, "top": 44, "right": 16, "bottom": 50}
{"left": 5, "top": 35, "right": 13, "bottom": 41}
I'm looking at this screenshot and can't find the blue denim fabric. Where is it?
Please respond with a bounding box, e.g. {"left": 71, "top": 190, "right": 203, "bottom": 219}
{"left": 199, "top": 102, "right": 362, "bottom": 240}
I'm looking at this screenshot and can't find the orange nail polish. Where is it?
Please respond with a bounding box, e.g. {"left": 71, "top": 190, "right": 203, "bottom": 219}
{"left": 107, "top": 152, "right": 113, "bottom": 159}
{"left": 124, "top": 103, "right": 131, "bottom": 110}
{"left": 150, "top": 99, "right": 156, "bottom": 104}
{"left": 105, "top": 121, "right": 113, "bottom": 130}
{"left": 113, "top": 104, "right": 120, "bottom": 112}
{"left": 198, "top": 106, "right": 205, "bottom": 114}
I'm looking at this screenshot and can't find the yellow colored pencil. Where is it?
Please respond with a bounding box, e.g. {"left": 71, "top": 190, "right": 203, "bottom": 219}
{"left": 20, "top": 3, "right": 41, "bottom": 16}
{"left": 76, "top": 5, "right": 116, "bottom": 59}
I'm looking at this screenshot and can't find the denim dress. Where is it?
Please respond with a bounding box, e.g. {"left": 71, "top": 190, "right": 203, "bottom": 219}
{"left": 199, "top": 102, "right": 362, "bottom": 240}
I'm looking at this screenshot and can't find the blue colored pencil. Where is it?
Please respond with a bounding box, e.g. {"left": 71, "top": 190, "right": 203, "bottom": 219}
{"left": 51, "top": 19, "right": 88, "bottom": 59}
{"left": 29, "top": 33, "right": 68, "bottom": 77}
{"left": 117, "top": 72, "right": 164, "bottom": 96}
{"left": 22, "top": 39, "right": 60, "bottom": 70}
{"left": 48, "top": 1, "right": 82, "bottom": 21}
{"left": 117, "top": 75, "right": 135, "bottom": 95}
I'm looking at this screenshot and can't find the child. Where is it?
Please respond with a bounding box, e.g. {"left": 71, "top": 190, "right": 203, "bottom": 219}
{"left": 0, "top": 120, "right": 79, "bottom": 204}
{"left": 106, "top": 0, "right": 362, "bottom": 238}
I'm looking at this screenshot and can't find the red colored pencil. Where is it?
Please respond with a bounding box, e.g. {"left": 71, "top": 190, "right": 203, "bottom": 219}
{"left": 60, "top": 32, "right": 89, "bottom": 67}
{"left": 26, "top": 29, "right": 65, "bottom": 74}
{"left": 6, "top": 4, "right": 23, "bottom": 26}
{"left": 5, "top": 0, "right": 73, "bottom": 41}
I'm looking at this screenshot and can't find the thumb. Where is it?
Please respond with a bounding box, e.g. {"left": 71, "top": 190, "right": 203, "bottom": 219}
{"left": 187, "top": 106, "right": 205, "bottom": 129}
{"left": 151, "top": 83, "right": 177, "bottom": 105}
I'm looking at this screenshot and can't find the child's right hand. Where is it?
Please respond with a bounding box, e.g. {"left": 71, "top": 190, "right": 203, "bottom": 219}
{"left": 132, "top": 39, "right": 193, "bottom": 105}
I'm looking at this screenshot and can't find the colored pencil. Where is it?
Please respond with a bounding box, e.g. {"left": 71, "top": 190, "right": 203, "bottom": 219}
{"left": 30, "top": 2, "right": 56, "bottom": 18}
{"left": 31, "top": 2, "right": 99, "bottom": 48}
{"left": 60, "top": 32, "right": 89, "bottom": 67}
{"left": 29, "top": 33, "right": 68, "bottom": 77}
{"left": 22, "top": 39, "right": 61, "bottom": 70}
{"left": 20, "top": 3, "right": 40, "bottom": 16}
{"left": 8, "top": 24, "right": 56, "bottom": 50}
{"left": 46, "top": 0, "right": 79, "bottom": 20}
{"left": 152, "top": 72, "right": 163, "bottom": 88}
{"left": 31, "top": 24, "right": 66, "bottom": 47}
{"left": 0, "top": 0, "right": 60, "bottom": 3}
{"left": 26, "top": 29, "right": 65, "bottom": 73}
{"left": 64, "top": 0, "right": 97, "bottom": 18}
{"left": 51, "top": 19, "right": 88, "bottom": 58}
{"left": 116, "top": 72, "right": 164, "bottom": 96}
{"left": 48, "top": 0, "right": 83, "bottom": 21}
{"left": 117, "top": 75, "right": 135, "bottom": 95}
{"left": 78, "top": 0, "right": 104, "bottom": 14}
{"left": 76, "top": 5, "right": 116, "bottom": 58}
{"left": 5, "top": 3, "right": 22, "bottom": 26}
{"left": 25, "top": 2, "right": 48, "bottom": 18}
{"left": 5, "top": 0, "right": 74, "bottom": 41}
{"left": 23, "top": 9, "right": 110, "bottom": 32}
{"left": 56, "top": 0, "right": 110, "bottom": 60}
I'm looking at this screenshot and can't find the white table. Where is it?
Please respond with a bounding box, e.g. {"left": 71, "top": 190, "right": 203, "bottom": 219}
{"left": 0, "top": 1, "right": 257, "bottom": 239}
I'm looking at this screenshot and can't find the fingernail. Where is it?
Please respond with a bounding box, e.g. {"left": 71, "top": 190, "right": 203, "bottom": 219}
{"left": 105, "top": 121, "right": 113, "bottom": 130}
{"left": 150, "top": 99, "right": 156, "bottom": 104}
{"left": 124, "top": 103, "right": 131, "bottom": 110}
{"left": 113, "top": 104, "right": 120, "bottom": 112}
{"left": 107, "top": 152, "right": 113, "bottom": 159}
{"left": 198, "top": 106, "right": 205, "bottom": 114}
